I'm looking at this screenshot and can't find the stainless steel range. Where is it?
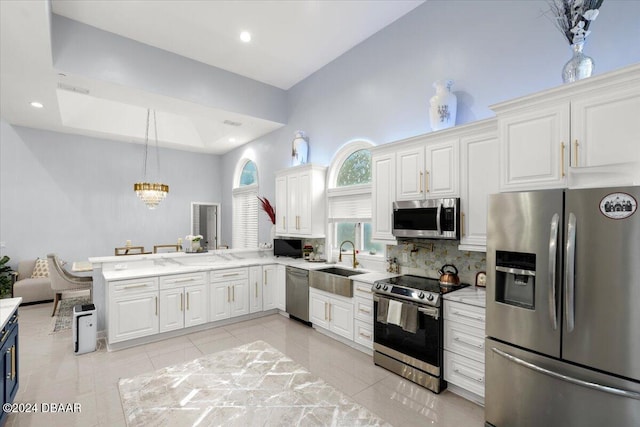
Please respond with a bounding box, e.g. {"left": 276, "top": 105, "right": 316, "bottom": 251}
{"left": 372, "top": 275, "right": 468, "bottom": 393}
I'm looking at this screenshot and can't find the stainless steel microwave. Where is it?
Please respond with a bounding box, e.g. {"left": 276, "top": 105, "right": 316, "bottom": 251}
{"left": 392, "top": 198, "right": 460, "bottom": 239}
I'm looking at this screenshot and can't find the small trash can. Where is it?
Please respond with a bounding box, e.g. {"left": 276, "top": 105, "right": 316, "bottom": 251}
{"left": 73, "top": 303, "right": 96, "bottom": 355}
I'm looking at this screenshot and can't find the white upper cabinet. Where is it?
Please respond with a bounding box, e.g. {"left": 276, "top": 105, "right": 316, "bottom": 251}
{"left": 493, "top": 64, "right": 640, "bottom": 191}
{"left": 570, "top": 84, "right": 640, "bottom": 169}
{"left": 459, "top": 120, "right": 499, "bottom": 252}
{"left": 371, "top": 149, "right": 396, "bottom": 242}
{"left": 275, "top": 164, "right": 327, "bottom": 237}
{"left": 396, "top": 137, "right": 459, "bottom": 201}
{"left": 497, "top": 101, "right": 569, "bottom": 191}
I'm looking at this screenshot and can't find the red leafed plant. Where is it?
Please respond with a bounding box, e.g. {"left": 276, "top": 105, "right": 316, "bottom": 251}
{"left": 257, "top": 196, "right": 276, "bottom": 224}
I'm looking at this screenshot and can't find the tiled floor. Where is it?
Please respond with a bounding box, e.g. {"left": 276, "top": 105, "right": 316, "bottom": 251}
{"left": 6, "top": 303, "right": 484, "bottom": 426}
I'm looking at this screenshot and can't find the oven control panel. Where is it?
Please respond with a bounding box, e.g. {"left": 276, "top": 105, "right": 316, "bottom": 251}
{"left": 372, "top": 283, "right": 440, "bottom": 306}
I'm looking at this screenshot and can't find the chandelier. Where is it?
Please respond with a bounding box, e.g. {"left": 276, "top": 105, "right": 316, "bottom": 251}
{"left": 134, "top": 109, "right": 169, "bottom": 209}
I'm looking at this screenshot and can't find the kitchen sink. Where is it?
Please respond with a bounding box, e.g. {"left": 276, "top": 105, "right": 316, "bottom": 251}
{"left": 309, "top": 267, "right": 366, "bottom": 297}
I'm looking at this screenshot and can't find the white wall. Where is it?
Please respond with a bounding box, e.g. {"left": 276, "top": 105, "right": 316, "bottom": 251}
{"left": 220, "top": 0, "right": 640, "bottom": 244}
{"left": 0, "top": 120, "right": 222, "bottom": 265}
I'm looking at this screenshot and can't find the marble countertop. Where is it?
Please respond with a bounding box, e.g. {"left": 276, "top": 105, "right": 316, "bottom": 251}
{"left": 443, "top": 286, "right": 486, "bottom": 308}
{"left": 1, "top": 297, "right": 22, "bottom": 329}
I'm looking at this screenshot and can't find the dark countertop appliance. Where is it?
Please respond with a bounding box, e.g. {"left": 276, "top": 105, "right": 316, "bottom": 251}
{"left": 274, "top": 238, "right": 302, "bottom": 258}
{"left": 372, "top": 274, "right": 468, "bottom": 393}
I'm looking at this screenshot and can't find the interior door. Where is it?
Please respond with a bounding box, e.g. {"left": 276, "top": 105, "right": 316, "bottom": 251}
{"left": 486, "top": 190, "right": 563, "bottom": 358}
{"left": 563, "top": 186, "right": 640, "bottom": 381}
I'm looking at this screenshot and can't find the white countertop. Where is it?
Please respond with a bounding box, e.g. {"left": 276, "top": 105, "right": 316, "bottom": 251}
{"left": 443, "top": 286, "right": 486, "bottom": 308}
{"left": 351, "top": 271, "right": 400, "bottom": 284}
{"left": 1, "top": 297, "right": 22, "bottom": 329}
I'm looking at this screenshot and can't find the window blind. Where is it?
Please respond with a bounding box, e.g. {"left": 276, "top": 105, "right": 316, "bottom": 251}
{"left": 232, "top": 188, "right": 258, "bottom": 249}
{"left": 327, "top": 192, "right": 372, "bottom": 222}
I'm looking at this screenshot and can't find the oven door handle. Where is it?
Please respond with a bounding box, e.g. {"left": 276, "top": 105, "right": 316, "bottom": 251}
{"left": 418, "top": 306, "right": 439, "bottom": 320}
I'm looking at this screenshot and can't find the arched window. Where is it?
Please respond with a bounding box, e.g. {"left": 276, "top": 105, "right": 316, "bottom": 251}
{"left": 327, "top": 141, "right": 382, "bottom": 258}
{"left": 232, "top": 159, "right": 258, "bottom": 249}
{"left": 336, "top": 149, "right": 372, "bottom": 187}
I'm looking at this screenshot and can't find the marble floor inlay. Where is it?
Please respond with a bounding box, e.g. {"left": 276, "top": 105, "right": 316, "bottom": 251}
{"left": 118, "top": 340, "right": 392, "bottom": 427}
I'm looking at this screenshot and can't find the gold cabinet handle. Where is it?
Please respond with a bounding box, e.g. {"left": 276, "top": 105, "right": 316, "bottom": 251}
{"left": 324, "top": 302, "right": 328, "bottom": 321}
{"left": 180, "top": 293, "right": 183, "bottom": 311}
{"left": 419, "top": 171, "right": 424, "bottom": 193}
{"left": 425, "top": 170, "right": 430, "bottom": 192}
{"left": 264, "top": 271, "right": 267, "bottom": 286}
{"left": 574, "top": 139, "right": 579, "bottom": 167}
{"left": 232, "top": 285, "right": 235, "bottom": 302}
{"left": 187, "top": 292, "right": 190, "bottom": 310}
{"left": 328, "top": 303, "right": 331, "bottom": 322}
{"left": 155, "top": 296, "right": 158, "bottom": 316}
{"left": 255, "top": 282, "right": 258, "bottom": 298}
{"left": 282, "top": 216, "right": 285, "bottom": 228}
{"left": 359, "top": 307, "right": 371, "bottom": 314}
{"left": 561, "top": 142, "right": 566, "bottom": 177}
{"left": 461, "top": 212, "right": 465, "bottom": 237}
{"left": 359, "top": 332, "right": 372, "bottom": 339}
{"left": 227, "top": 286, "right": 230, "bottom": 303}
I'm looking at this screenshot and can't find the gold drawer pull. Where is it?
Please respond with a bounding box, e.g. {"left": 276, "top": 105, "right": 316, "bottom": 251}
{"left": 359, "top": 332, "right": 372, "bottom": 339}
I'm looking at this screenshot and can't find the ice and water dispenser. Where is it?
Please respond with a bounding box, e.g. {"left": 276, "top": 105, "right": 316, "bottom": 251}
{"left": 494, "top": 251, "right": 536, "bottom": 309}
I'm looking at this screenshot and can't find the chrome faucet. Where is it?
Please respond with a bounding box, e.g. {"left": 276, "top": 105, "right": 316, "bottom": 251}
{"left": 338, "top": 240, "right": 359, "bottom": 269}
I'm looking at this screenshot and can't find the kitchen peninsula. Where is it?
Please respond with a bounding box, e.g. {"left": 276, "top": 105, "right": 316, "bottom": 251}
{"left": 89, "top": 250, "right": 391, "bottom": 351}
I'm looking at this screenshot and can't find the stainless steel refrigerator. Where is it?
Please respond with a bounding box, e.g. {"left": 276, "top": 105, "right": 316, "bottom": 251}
{"left": 485, "top": 186, "right": 640, "bottom": 427}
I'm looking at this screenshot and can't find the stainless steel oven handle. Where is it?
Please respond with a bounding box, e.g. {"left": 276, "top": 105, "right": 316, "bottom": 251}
{"left": 565, "top": 212, "right": 576, "bottom": 333}
{"left": 436, "top": 204, "right": 442, "bottom": 235}
{"left": 492, "top": 347, "right": 640, "bottom": 400}
{"left": 548, "top": 213, "right": 559, "bottom": 330}
{"left": 418, "top": 306, "right": 439, "bottom": 320}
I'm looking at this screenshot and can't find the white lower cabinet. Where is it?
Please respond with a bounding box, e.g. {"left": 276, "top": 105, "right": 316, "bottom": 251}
{"left": 159, "top": 272, "right": 208, "bottom": 333}
{"left": 309, "top": 288, "right": 353, "bottom": 340}
{"left": 443, "top": 299, "right": 486, "bottom": 402}
{"left": 249, "top": 266, "right": 263, "bottom": 313}
{"left": 352, "top": 280, "right": 374, "bottom": 350}
{"left": 262, "top": 264, "right": 278, "bottom": 311}
{"left": 276, "top": 265, "right": 286, "bottom": 311}
{"left": 210, "top": 268, "right": 249, "bottom": 322}
{"left": 108, "top": 277, "right": 159, "bottom": 344}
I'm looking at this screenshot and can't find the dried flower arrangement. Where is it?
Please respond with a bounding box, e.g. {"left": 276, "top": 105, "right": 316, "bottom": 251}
{"left": 548, "top": 0, "right": 604, "bottom": 44}
{"left": 257, "top": 196, "right": 276, "bottom": 225}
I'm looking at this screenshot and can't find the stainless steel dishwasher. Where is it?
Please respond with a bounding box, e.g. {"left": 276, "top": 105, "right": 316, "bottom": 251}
{"left": 285, "top": 266, "right": 309, "bottom": 323}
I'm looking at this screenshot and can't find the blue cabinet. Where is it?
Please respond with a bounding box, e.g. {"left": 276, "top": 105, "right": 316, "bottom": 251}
{"left": 1, "top": 311, "right": 19, "bottom": 427}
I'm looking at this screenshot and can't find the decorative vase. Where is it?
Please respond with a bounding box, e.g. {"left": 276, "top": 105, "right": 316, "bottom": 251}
{"left": 429, "top": 80, "right": 457, "bottom": 131}
{"left": 291, "top": 131, "right": 309, "bottom": 166}
{"left": 191, "top": 240, "right": 200, "bottom": 252}
{"left": 562, "top": 42, "right": 594, "bottom": 83}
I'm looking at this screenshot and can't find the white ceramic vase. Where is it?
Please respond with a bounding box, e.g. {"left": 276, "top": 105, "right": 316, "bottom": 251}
{"left": 291, "top": 131, "right": 309, "bottom": 166}
{"left": 429, "top": 80, "right": 457, "bottom": 131}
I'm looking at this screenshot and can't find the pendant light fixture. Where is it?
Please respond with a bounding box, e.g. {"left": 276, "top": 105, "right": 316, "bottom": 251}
{"left": 134, "top": 109, "right": 169, "bottom": 209}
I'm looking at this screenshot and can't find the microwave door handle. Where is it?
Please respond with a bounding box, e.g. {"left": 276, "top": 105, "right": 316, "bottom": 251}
{"left": 565, "top": 212, "right": 577, "bottom": 333}
{"left": 436, "top": 204, "right": 442, "bottom": 235}
{"left": 548, "top": 213, "right": 559, "bottom": 330}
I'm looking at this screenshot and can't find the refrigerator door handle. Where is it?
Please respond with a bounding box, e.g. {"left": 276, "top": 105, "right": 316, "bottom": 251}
{"left": 565, "top": 212, "right": 577, "bottom": 332}
{"left": 491, "top": 347, "right": 640, "bottom": 400}
{"left": 548, "top": 213, "right": 559, "bottom": 330}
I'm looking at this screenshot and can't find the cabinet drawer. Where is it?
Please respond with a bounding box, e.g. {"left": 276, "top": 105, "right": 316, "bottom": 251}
{"left": 444, "top": 300, "right": 485, "bottom": 330}
{"left": 354, "top": 296, "right": 374, "bottom": 323}
{"left": 444, "top": 320, "right": 485, "bottom": 363}
{"left": 444, "top": 350, "right": 485, "bottom": 397}
{"left": 210, "top": 268, "right": 248, "bottom": 282}
{"left": 110, "top": 277, "right": 159, "bottom": 296}
{"left": 353, "top": 281, "right": 374, "bottom": 299}
{"left": 160, "top": 272, "right": 206, "bottom": 289}
{"left": 354, "top": 319, "right": 373, "bottom": 349}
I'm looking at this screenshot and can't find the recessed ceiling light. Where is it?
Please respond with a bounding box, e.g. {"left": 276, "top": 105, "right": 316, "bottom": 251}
{"left": 240, "top": 31, "right": 251, "bottom": 43}
{"left": 30, "top": 101, "right": 44, "bottom": 108}
{"left": 229, "top": 138, "right": 236, "bottom": 143}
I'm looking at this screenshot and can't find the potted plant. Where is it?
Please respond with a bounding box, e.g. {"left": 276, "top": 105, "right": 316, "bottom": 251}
{"left": 0, "top": 255, "right": 14, "bottom": 299}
